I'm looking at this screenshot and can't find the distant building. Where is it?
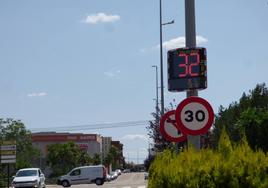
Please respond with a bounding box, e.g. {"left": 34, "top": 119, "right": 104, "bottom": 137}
{"left": 102, "top": 137, "right": 112, "bottom": 160}
{"left": 32, "top": 132, "right": 102, "bottom": 158}
{"left": 32, "top": 132, "right": 124, "bottom": 168}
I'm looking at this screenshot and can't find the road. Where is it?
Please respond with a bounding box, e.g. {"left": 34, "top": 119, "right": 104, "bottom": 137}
{"left": 47, "top": 172, "right": 147, "bottom": 188}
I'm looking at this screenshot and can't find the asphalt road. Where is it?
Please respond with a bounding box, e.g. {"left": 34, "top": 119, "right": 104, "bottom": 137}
{"left": 47, "top": 172, "right": 147, "bottom": 188}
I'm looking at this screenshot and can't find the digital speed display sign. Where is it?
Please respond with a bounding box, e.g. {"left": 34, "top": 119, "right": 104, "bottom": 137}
{"left": 168, "top": 47, "right": 207, "bottom": 92}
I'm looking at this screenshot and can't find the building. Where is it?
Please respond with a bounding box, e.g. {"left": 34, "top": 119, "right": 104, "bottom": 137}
{"left": 111, "top": 141, "right": 124, "bottom": 168}
{"left": 32, "top": 132, "right": 102, "bottom": 158}
{"left": 32, "top": 132, "right": 124, "bottom": 168}
{"left": 102, "top": 137, "right": 112, "bottom": 160}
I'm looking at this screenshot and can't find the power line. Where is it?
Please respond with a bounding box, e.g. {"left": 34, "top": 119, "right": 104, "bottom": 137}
{"left": 30, "top": 120, "right": 151, "bottom": 132}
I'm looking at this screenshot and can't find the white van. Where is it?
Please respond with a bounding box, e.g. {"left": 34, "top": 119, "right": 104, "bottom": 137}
{"left": 57, "top": 165, "right": 106, "bottom": 187}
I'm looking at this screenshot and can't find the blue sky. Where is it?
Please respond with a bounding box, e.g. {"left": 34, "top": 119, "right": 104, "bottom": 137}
{"left": 0, "top": 0, "right": 268, "bottom": 163}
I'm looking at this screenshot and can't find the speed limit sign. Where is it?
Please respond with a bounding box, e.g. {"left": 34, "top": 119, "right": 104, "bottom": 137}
{"left": 175, "top": 96, "right": 214, "bottom": 135}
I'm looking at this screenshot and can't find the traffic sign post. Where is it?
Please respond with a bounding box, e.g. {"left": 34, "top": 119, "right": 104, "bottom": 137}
{"left": 160, "top": 110, "right": 187, "bottom": 142}
{"left": 175, "top": 97, "right": 214, "bottom": 136}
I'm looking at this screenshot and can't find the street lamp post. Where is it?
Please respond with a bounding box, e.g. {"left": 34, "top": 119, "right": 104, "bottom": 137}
{"left": 159, "top": 0, "right": 164, "bottom": 116}
{"left": 152, "top": 65, "right": 159, "bottom": 116}
{"left": 159, "top": 0, "right": 174, "bottom": 116}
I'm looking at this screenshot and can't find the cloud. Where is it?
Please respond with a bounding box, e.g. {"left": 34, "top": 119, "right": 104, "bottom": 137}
{"left": 155, "top": 35, "right": 208, "bottom": 50}
{"left": 27, "top": 92, "right": 47, "bottom": 97}
{"left": 121, "top": 134, "right": 148, "bottom": 141}
{"left": 82, "top": 13, "right": 120, "bottom": 24}
{"left": 104, "top": 70, "right": 121, "bottom": 77}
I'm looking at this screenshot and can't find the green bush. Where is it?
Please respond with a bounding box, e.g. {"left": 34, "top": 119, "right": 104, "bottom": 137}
{"left": 148, "top": 130, "right": 268, "bottom": 188}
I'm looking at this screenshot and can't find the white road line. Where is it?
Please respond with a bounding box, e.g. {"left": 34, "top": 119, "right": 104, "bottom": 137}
{"left": 137, "top": 186, "right": 146, "bottom": 188}
{"left": 122, "top": 187, "right": 131, "bottom": 188}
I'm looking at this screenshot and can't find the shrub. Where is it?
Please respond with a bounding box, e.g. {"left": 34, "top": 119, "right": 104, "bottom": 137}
{"left": 148, "top": 130, "right": 268, "bottom": 188}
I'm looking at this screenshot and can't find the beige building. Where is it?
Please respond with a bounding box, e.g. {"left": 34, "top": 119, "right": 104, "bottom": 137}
{"left": 102, "top": 137, "right": 112, "bottom": 160}
{"left": 32, "top": 132, "right": 124, "bottom": 170}
{"left": 32, "top": 132, "right": 102, "bottom": 158}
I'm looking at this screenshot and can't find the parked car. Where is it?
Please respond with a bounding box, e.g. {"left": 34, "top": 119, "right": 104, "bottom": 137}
{"left": 57, "top": 165, "right": 106, "bottom": 187}
{"left": 109, "top": 171, "right": 118, "bottom": 180}
{"left": 123, "top": 169, "right": 130, "bottom": 173}
{"left": 115, "top": 169, "right": 121, "bottom": 175}
{"left": 11, "top": 168, "right": 46, "bottom": 188}
{"left": 106, "top": 173, "right": 112, "bottom": 182}
{"left": 144, "top": 172, "right": 149, "bottom": 180}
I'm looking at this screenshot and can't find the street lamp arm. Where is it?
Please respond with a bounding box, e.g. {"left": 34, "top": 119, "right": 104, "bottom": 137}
{"left": 162, "top": 20, "right": 175, "bottom": 26}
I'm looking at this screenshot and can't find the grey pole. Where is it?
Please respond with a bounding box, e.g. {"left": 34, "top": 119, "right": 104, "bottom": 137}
{"left": 159, "top": 0, "right": 165, "bottom": 116}
{"left": 152, "top": 66, "right": 159, "bottom": 116}
{"left": 185, "top": 0, "right": 200, "bottom": 150}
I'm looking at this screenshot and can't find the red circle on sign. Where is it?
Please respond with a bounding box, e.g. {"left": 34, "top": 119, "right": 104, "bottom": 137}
{"left": 175, "top": 97, "right": 214, "bottom": 135}
{"left": 160, "top": 110, "right": 187, "bottom": 142}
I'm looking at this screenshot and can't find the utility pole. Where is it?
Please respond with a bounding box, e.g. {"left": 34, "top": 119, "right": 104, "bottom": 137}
{"left": 159, "top": 0, "right": 175, "bottom": 116}
{"left": 185, "top": 0, "right": 200, "bottom": 149}
{"left": 159, "top": 0, "right": 164, "bottom": 116}
{"left": 152, "top": 65, "right": 159, "bottom": 116}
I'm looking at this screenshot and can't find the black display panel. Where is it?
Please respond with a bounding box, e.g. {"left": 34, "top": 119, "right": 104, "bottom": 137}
{"left": 168, "top": 47, "right": 207, "bottom": 92}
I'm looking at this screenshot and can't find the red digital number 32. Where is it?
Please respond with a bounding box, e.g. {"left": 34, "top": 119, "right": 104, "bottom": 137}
{"left": 178, "top": 52, "right": 200, "bottom": 78}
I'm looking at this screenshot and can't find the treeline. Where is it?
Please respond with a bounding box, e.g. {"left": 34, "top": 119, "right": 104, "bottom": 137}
{"left": 211, "top": 83, "right": 268, "bottom": 151}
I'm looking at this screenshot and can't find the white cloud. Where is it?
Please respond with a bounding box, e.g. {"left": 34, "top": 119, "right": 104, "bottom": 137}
{"left": 121, "top": 134, "right": 148, "bottom": 141}
{"left": 104, "top": 70, "right": 121, "bottom": 77}
{"left": 82, "top": 13, "right": 120, "bottom": 24}
{"left": 27, "top": 92, "right": 47, "bottom": 97}
{"left": 156, "top": 35, "right": 208, "bottom": 50}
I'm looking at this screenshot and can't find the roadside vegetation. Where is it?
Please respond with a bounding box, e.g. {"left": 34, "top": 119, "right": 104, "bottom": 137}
{"left": 147, "top": 83, "right": 268, "bottom": 187}
{"left": 148, "top": 129, "right": 268, "bottom": 188}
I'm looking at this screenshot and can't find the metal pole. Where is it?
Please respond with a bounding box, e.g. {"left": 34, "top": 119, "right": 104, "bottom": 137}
{"left": 152, "top": 66, "right": 159, "bottom": 116}
{"left": 7, "top": 163, "right": 10, "bottom": 188}
{"left": 159, "top": 0, "right": 165, "bottom": 116}
{"left": 185, "top": 0, "right": 200, "bottom": 150}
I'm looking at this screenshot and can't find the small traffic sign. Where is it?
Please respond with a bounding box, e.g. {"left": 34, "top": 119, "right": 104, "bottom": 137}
{"left": 0, "top": 145, "right": 16, "bottom": 151}
{"left": 0, "top": 140, "right": 16, "bottom": 164}
{"left": 175, "top": 96, "right": 214, "bottom": 135}
{"left": 1, "top": 159, "right": 16, "bottom": 164}
{"left": 2, "top": 141, "right": 16, "bottom": 145}
{"left": 160, "top": 110, "right": 187, "bottom": 142}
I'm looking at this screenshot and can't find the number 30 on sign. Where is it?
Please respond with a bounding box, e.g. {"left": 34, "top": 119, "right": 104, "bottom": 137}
{"left": 175, "top": 96, "right": 214, "bottom": 135}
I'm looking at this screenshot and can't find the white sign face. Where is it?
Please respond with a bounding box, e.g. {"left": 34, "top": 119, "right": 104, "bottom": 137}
{"left": 1, "top": 159, "right": 16, "bottom": 164}
{"left": 176, "top": 97, "right": 214, "bottom": 135}
{"left": 164, "top": 114, "right": 181, "bottom": 137}
{"left": 180, "top": 102, "right": 209, "bottom": 131}
{"left": 160, "top": 110, "right": 187, "bottom": 142}
{"left": 0, "top": 145, "right": 16, "bottom": 151}
{"left": 1, "top": 155, "right": 16, "bottom": 159}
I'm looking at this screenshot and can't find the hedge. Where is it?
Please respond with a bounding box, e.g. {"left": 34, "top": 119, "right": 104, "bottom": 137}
{"left": 148, "top": 130, "right": 268, "bottom": 188}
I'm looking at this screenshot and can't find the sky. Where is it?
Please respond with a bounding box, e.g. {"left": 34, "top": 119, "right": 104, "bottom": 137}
{"left": 0, "top": 0, "right": 268, "bottom": 164}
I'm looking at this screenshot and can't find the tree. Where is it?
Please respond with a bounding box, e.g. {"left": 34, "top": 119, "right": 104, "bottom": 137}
{"left": 0, "top": 118, "right": 39, "bottom": 169}
{"left": 146, "top": 101, "right": 185, "bottom": 172}
{"left": 104, "top": 146, "right": 120, "bottom": 170}
{"left": 211, "top": 83, "right": 268, "bottom": 151}
{"left": 46, "top": 142, "right": 92, "bottom": 176}
{"left": 146, "top": 103, "right": 178, "bottom": 153}
{"left": 92, "top": 153, "right": 101, "bottom": 165}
